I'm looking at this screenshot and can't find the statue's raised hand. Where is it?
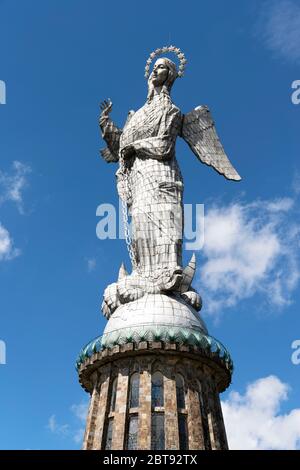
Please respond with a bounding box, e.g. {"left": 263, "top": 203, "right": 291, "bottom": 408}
{"left": 99, "top": 99, "right": 112, "bottom": 124}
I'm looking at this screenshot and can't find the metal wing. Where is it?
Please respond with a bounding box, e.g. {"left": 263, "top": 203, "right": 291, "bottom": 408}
{"left": 100, "top": 146, "right": 119, "bottom": 162}
{"left": 181, "top": 105, "right": 241, "bottom": 181}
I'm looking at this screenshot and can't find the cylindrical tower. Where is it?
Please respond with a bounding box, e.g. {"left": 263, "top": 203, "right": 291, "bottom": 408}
{"left": 77, "top": 293, "right": 232, "bottom": 450}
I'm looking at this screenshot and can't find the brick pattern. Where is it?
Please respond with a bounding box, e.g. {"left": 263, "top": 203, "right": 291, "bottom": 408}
{"left": 82, "top": 372, "right": 100, "bottom": 450}
{"left": 138, "top": 366, "right": 151, "bottom": 449}
{"left": 187, "top": 385, "right": 205, "bottom": 450}
{"left": 205, "top": 375, "right": 228, "bottom": 450}
{"left": 111, "top": 363, "right": 129, "bottom": 449}
{"left": 164, "top": 367, "right": 180, "bottom": 450}
{"left": 210, "top": 379, "right": 229, "bottom": 450}
{"left": 82, "top": 352, "right": 229, "bottom": 450}
{"left": 89, "top": 365, "right": 111, "bottom": 450}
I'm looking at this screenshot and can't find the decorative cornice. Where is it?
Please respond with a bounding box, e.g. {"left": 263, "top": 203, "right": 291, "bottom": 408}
{"left": 77, "top": 338, "right": 233, "bottom": 394}
{"left": 76, "top": 325, "right": 233, "bottom": 375}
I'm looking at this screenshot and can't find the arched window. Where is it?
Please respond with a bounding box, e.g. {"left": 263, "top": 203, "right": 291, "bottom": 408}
{"left": 151, "top": 412, "right": 165, "bottom": 450}
{"left": 129, "top": 373, "right": 140, "bottom": 408}
{"left": 104, "top": 417, "right": 114, "bottom": 450}
{"left": 102, "top": 377, "right": 117, "bottom": 449}
{"left": 178, "top": 414, "right": 188, "bottom": 450}
{"left": 151, "top": 371, "right": 165, "bottom": 449}
{"left": 110, "top": 377, "right": 117, "bottom": 413}
{"left": 176, "top": 374, "right": 188, "bottom": 450}
{"left": 125, "top": 373, "right": 140, "bottom": 449}
{"left": 126, "top": 415, "right": 139, "bottom": 450}
{"left": 151, "top": 371, "right": 164, "bottom": 408}
{"left": 175, "top": 374, "right": 185, "bottom": 409}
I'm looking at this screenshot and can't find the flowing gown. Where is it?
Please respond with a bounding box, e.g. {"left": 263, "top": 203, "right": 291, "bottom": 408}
{"left": 102, "top": 92, "right": 184, "bottom": 279}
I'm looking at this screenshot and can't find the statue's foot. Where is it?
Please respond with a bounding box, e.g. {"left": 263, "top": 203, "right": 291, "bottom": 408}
{"left": 101, "top": 282, "right": 120, "bottom": 319}
{"left": 101, "top": 265, "right": 188, "bottom": 319}
{"left": 101, "top": 275, "right": 146, "bottom": 319}
{"left": 181, "top": 290, "right": 202, "bottom": 311}
{"left": 157, "top": 266, "right": 183, "bottom": 291}
{"left": 118, "top": 277, "right": 145, "bottom": 304}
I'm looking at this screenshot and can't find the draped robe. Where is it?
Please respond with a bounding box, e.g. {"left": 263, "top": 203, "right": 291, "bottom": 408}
{"left": 101, "top": 92, "right": 184, "bottom": 278}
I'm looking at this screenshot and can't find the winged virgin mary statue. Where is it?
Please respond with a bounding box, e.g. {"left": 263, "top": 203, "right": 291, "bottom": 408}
{"left": 99, "top": 46, "right": 241, "bottom": 318}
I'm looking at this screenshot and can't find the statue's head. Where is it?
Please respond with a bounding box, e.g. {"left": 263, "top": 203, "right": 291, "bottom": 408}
{"left": 147, "top": 58, "right": 178, "bottom": 102}
{"left": 149, "top": 58, "right": 178, "bottom": 90}
{"left": 145, "top": 46, "right": 186, "bottom": 102}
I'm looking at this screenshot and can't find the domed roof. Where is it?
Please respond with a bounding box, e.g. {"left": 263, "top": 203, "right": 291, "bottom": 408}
{"left": 103, "top": 292, "right": 208, "bottom": 338}
{"left": 76, "top": 293, "right": 234, "bottom": 376}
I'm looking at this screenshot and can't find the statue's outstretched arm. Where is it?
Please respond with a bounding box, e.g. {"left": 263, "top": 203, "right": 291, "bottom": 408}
{"left": 99, "top": 100, "right": 122, "bottom": 163}
{"left": 181, "top": 105, "right": 241, "bottom": 181}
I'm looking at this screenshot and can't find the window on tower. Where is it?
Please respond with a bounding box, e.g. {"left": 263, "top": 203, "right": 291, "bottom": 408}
{"left": 175, "top": 374, "right": 185, "bottom": 409}
{"left": 104, "top": 417, "right": 114, "bottom": 450}
{"left": 151, "top": 371, "right": 164, "bottom": 408}
{"left": 125, "top": 372, "right": 140, "bottom": 449}
{"left": 110, "top": 377, "right": 117, "bottom": 413}
{"left": 126, "top": 414, "right": 139, "bottom": 450}
{"left": 129, "top": 373, "right": 140, "bottom": 409}
{"left": 151, "top": 371, "right": 165, "bottom": 449}
{"left": 178, "top": 414, "right": 188, "bottom": 450}
{"left": 175, "top": 373, "right": 188, "bottom": 450}
{"left": 151, "top": 412, "right": 165, "bottom": 450}
{"left": 102, "top": 375, "right": 118, "bottom": 449}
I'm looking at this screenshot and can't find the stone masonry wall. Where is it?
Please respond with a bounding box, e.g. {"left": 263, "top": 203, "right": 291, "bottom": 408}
{"left": 81, "top": 350, "right": 229, "bottom": 450}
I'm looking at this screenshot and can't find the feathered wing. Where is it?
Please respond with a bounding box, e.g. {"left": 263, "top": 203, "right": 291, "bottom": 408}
{"left": 181, "top": 105, "right": 241, "bottom": 181}
{"left": 100, "top": 146, "right": 119, "bottom": 162}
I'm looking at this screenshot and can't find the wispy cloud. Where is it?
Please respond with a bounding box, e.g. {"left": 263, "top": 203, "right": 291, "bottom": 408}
{"left": 198, "top": 193, "right": 300, "bottom": 316}
{"left": 256, "top": 0, "right": 300, "bottom": 63}
{"left": 86, "top": 258, "right": 96, "bottom": 272}
{"left": 47, "top": 415, "right": 69, "bottom": 437}
{"left": 70, "top": 402, "right": 88, "bottom": 423}
{"left": 70, "top": 402, "right": 88, "bottom": 444}
{"left": 222, "top": 375, "right": 300, "bottom": 449}
{"left": 0, "top": 161, "right": 31, "bottom": 262}
{"left": 47, "top": 401, "right": 88, "bottom": 445}
{"left": 73, "top": 428, "right": 85, "bottom": 444}
{"left": 0, "top": 160, "right": 31, "bottom": 214}
{"left": 0, "top": 223, "right": 20, "bottom": 261}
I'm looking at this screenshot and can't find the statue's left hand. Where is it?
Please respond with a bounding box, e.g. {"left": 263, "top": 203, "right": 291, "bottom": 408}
{"left": 99, "top": 99, "right": 113, "bottom": 124}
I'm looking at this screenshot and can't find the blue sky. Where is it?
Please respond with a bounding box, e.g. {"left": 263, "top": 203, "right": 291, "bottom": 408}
{"left": 0, "top": 0, "right": 299, "bottom": 449}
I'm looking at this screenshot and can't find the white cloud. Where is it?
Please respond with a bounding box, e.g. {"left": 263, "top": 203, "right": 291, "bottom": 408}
{"left": 73, "top": 428, "right": 85, "bottom": 444}
{"left": 86, "top": 258, "right": 96, "bottom": 272}
{"left": 0, "top": 161, "right": 31, "bottom": 262}
{"left": 0, "top": 160, "right": 31, "bottom": 213}
{"left": 264, "top": 197, "right": 294, "bottom": 212}
{"left": 47, "top": 415, "right": 69, "bottom": 437}
{"left": 257, "top": 0, "right": 300, "bottom": 63}
{"left": 70, "top": 402, "right": 88, "bottom": 423}
{"left": 222, "top": 375, "right": 300, "bottom": 450}
{"left": 199, "top": 196, "right": 300, "bottom": 315}
{"left": 0, "top": 223, "right": 20, "bottom": 261}
{"left": 70, "top": 402, "right": 88, "bottom": 444}
{"left": 47, "top": 401, "right": 88, "bottom": 445}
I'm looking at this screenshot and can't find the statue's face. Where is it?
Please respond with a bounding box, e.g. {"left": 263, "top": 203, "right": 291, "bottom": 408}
{"left": 151, "top": 59, "right": 169, "bottom": 87}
